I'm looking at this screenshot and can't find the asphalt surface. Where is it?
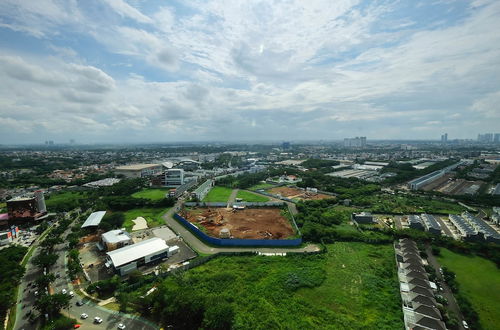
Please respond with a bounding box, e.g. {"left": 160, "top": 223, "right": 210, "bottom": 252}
{"left": 15, "top": 219, "right": 157, "bottom": 330}
{"left": 163, "top": 204, "right": 320, "bottom": 254}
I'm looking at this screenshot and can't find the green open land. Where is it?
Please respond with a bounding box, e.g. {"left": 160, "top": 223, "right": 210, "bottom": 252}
{"left": 354, "top": 194, "right": 466, "bottom": 214}
{"left": 131, "top": 188, "right": 169, "bottom": 201}
{"left": 142, "top": 242, "right": 402, "bottom": 329}
{"left": 438, "top": 249, "right": 500, "bottom": 329}
{"left": 202, "top": 186, "right": 233, "bottom": 202}
{"left": 45, "top": 191, "right": 89, "bottom": 211}
{"left": 123, "top": 207, "right": 170, "bottom": 231}
{"left": 248, "top": 182, "right": 275, "bottom": 191}
{"left": 236, "top": 190, "right": 270, "bottom": 202}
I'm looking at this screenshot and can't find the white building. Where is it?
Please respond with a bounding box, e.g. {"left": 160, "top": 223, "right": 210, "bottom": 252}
{"left": 105, "top": 237, "right": 176, "bottom": 276}
{"left": 165, "top": 169, "right": 184, "bottom": 187}
{"left": 114, "top": 164, "right": 163, "bottom": 178}
{"left": 100, "top": 229, "right": 132, "bottom": 251}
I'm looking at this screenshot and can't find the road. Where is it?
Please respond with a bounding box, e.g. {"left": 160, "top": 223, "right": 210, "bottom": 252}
{"left": 435, "top": 216, "right": 455, "bottom": 239}
{"left": 227, "top": 188, "right": 239, "bottom": 207}
{"left": 163, "top": 205, "right": 319, "bottom": 254}
{"left": 425, "top": 245, "right": 466, "bottom": 330}
{"left": 15, "top": 218, "right": 157, "bottom": 330}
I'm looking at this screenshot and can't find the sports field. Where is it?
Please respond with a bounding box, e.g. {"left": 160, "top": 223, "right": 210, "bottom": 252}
{"left": 438, "top": 249, "right": 500, "bottom": 329}
{"left": 236, "top": 190, "right": 270, "bottom": 202}
{"left": 202, "top": 186, "right": 233, "bottom": 202}
{"left": 131, "top": 188, "right": 169, "bottom": 201}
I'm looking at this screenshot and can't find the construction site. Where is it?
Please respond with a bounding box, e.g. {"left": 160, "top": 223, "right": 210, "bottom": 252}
{"left": 267, "top": 186, "right": 335, "bottom": 201}
{"left": 181, "top": 206, "right": 295, "bottom": 240}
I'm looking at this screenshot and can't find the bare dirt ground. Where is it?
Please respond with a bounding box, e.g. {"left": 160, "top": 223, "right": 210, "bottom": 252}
{"left": 184, "top": 207, "right": 294, "bottom": 239}
{"left": 267, "top": 186, "right": 334, "bottom": 201}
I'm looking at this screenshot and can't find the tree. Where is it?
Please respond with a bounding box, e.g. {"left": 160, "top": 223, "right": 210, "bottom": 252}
{"left": 32, "top": 253, "right": 58, "bottom": 269}
{"left": 34, "top": 293, "right": 71, "bottom": 319}
{"left": 202, "top": 300, "right": 234, "bottom": 330}
{"left": 35, "top": 273, "right": 55, "bottom": 291}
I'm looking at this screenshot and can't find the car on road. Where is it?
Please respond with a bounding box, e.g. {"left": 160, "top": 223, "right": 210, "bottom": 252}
{"left": 94, "top": 316, "right": 103, "bottom": 324}
{"left": 80, "top": 313, "right": 88, "bottom": 319}
{"left": 62, "top": 289, "right": 67, "bottom": 294}
{"left": 118, "top": 324, "right": 126, "bottom": 329}
{"left": 463, "top": 320, "right": 469, "bottom": 329}
{"left": 69, "top": 291, "right": 74, "bottom": 297}
{"left": 76, "top": 300, "right": 84, "bottom": 306}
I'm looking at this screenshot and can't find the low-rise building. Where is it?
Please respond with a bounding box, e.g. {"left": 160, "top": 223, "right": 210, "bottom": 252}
{"left": 192, "top": 179, "right": 214, "bottom": 201}
{"left": 352, "top": 212, "right": 375, "bottom": 224}
{"left": 420, "top": 214, "right": 442, "bottom": 235}
{"left": 114, "top": 164, "right": 162, "bottom": 178}
{"left": 105, "top": 237, "right": 177, "bottom": 276}
{"left": 100, "top": 229, "right": 132, "bottom": 251}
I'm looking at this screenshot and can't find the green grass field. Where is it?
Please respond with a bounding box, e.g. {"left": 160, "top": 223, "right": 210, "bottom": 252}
{"left": 236, "top": 190, "right": 270, "bottom": 202}
{"left": 248, "top": 182, "right": 275, "bottom": 191}
{"left": 45, "top": 191, "right": 89, "bottom": 211}
{"left": 202, "top": 186, "right": 233, "bottom": 202}
{"left": 143, "top": 242, "right": 402, "bottom": 329}
{"left": 131, "top": 188, "right": 169, "bottom": 201}
{"left": 123, "top": 207, "right": 170, "bottom": 231}
{"left": 438, "top": 249, "right": 500, "bottom": 329}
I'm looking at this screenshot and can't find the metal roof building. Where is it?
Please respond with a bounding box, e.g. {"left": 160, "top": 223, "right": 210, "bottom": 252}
{"left": 106, "top": 237, "right": 170, "bottom": 275}
{"left": 462, "top": 212, "right": 500, "bottom": 243}
{"left": 420, "top": 214, "right": 442, "bottom": 235}
{"left": 81, "top": 211, "right": 106, "bottom": 228}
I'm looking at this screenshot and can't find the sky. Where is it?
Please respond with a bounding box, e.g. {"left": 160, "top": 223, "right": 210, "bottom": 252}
{"left": 0, "top": 0, "right": 499, "bottom": 144}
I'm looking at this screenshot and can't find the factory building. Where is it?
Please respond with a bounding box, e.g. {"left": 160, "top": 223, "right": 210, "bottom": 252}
{"left": 461, "top": 212, "right": 500, "bottom": 243}
{"left": 105, "top": 237, "right": 178, "bottom": 276}
{"left": 448, "top": 214, "right": 482, "bottom": 241}
{"left": 114, "top": 164, "right": 163, "bottom": 178}
{"left": 408, "top": 161, "right": 462, "bottom": 190}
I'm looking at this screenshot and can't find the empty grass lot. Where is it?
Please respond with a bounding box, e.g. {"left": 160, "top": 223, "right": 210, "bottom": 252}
{"left": 438, "top": 249, "right": 500, "bottom": 329}
{"left": 248, "top": 183, "right": 276, "bottom": 191}
{"left": 236, "top": 190, "right": 270, "bottom": 202}
{"left": 145, "top": 242, "right": 402, "bottom": 329}
{"left": 132, "top": 188, "right": 169, "bottom": 201}
{"left": 123, "top": 207, "right": 171, "bottom": 231}
{"left": 202, "top": 186, "right": 233, "bottom": 202}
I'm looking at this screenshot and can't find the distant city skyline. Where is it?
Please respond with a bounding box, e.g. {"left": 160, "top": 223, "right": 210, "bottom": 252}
{"left": 1, "top": 0, "right": 500, "bottom": 144}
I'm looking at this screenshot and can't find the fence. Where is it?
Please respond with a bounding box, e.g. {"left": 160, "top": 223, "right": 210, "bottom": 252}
{"left": 173, "top": 213, "right": 302, "bottom": 247}
{"left": 184, "top": 201, "right": 285, "bottom": 207}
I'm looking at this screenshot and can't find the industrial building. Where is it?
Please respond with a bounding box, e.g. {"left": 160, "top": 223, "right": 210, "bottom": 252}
{"left": 100, "top": 229, "right": 132, "bottom": 251}
{"left": 407, "top": 161, "right": 462, "bottom": 190}
{"left": 7, "top": 190, "right": 47, "bottom": 221}
{"left": 408, "top": 215, "right": 424, "bottom": 231}
{"left": 114, "top": 164, "right": 163, "bottom": 178}
{"left": 105, "top": 237, "right": 178, "bottom": 276}
{"left": 192, "top": 179, "right": 214, "bottom": 201}
{"left": 351, "top": 212, "right": 375, "bottom": 224}
{"left": 492, "top": 207, "right": 500, "bottom": 225}
{"left": 81, "top": 211, "right": 107, "bottom": 228}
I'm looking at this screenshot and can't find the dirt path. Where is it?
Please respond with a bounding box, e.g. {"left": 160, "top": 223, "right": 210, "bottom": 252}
{"left": 227, "top": 188, "right": 239, "bottom": 207}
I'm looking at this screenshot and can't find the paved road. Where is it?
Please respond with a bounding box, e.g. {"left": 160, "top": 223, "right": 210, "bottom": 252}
{"left": 425, "top": 245, "right": 466, "bottom": 330}
{"left": 15, "top": 218, "right": 157, "bottom": 330}
{"left": 163, "top": 205, "right": 319, "bottom": 254}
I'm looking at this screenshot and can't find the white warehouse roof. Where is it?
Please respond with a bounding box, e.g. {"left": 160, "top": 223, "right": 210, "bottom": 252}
{"left": 106, "top": 237, "right": 169, "bottom": 268}
{"left": 101, "top": 229, "right": 131, "bottom": 244}
{"left": 81, "top": 211, "right": 106, "bottom": 228}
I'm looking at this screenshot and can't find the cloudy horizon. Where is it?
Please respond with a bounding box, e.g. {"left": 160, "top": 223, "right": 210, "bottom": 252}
{"left": 1, "top": 0, "right": 499, "bottom": 144}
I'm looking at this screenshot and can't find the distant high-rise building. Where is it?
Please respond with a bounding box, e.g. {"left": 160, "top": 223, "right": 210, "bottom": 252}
{"left": 494, "top": 133, "right": 500, "bottom": 143}
{"left": 282, "top": 141, "right": 291, "bottom": 150}
{"left": 70, "top": 139, "right": 75, "bottom": 144}
{"left": 344, "top": 137, "right": 367, "bottom": 148}
{"left": 478, "top": 133, "right": 494, "bottom": 143}
{"left": 48, "top": 140, "right": 54, "bottom": 146}
{"left": 441, "top": 133, "right": 448, "bottom": 143}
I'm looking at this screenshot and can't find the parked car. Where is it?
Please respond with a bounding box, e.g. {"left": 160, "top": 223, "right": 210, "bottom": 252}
{"left": 94, "top": 317, "right": 103, "bottom": 324}
{"left": 80, "top": 313, "right": 88, "bottom": 319}
{"left": 62, "top": 289, "right": 67, "bottom": 294}
{"left": 69, "top": 291, "right": 74, "bottom": 297}
{"left": 118, "top": 324, "right": 126, "bottom": 329}
{"left": 462, "top": 320, "right": 469, "bottom": 329}
{"left": 76, "top": 301, "right": 84, "bottom": 306}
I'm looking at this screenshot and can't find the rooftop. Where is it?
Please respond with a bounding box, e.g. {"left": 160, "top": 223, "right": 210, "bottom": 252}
{"left": 81, "top": 211, "right": 106, "bottom": 228}
{"left": 106, "top": 237, "right": 169, "bottom": 268}
{"left": 101, "top": 229, "right": 131, "bottom": 244}
{"left": 115, "top": 163, "right": 161, "bottom": 171}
